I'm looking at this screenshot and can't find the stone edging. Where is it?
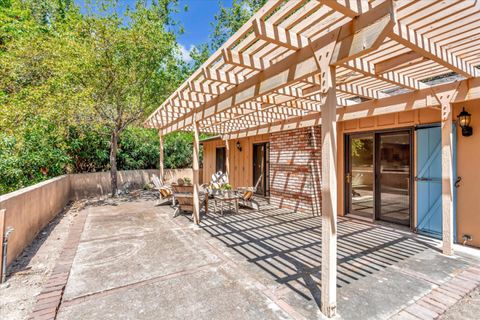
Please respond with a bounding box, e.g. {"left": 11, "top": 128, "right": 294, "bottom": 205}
{"left": 28, "top": 210, "right": 88, "bottom": 320}
{"left": 390, "top": 266, "right": 480, "bottom": 320}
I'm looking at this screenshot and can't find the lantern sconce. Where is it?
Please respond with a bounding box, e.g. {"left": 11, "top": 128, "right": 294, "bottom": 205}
{"left": 457, "top": 107, "right": 473, "bottom": 137}
{"left": 236, "top": 141, "right": 242, "bottom": 151}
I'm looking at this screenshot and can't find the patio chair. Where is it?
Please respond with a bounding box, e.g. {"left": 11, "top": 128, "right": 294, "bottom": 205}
{"left": 173, "top": 191, "right": 207, "bottom": 217}
{"left": 210, "top": 171, "right": 229, "bottom": 188}
{"left": 152, "top": 175, "right": 175, "bottom": 206}
{"left": 236, "top": 175, "right": 262, "bottom": 210}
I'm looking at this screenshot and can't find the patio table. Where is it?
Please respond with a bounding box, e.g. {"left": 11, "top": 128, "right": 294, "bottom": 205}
{"left": 213, "top": 191, "right": 240, "bottom": 216}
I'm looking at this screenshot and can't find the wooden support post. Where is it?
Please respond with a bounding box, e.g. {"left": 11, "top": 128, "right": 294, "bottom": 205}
{"left": 433, "top": 86, "right": 458, "bottom": 256}
{"left": 441, "top": 102, "right": 454, "bottom": 255}
{"left": 225, "top": 140, "right": 230, "bottom": 178}
{"left": 158, "top": 131, "right": 164, "bottom": 183}
{"left": 321, "top": 65, "right": 338, "bottom": 317}
{"left": 192, "top": 117, "right": 201, "bottom": 225}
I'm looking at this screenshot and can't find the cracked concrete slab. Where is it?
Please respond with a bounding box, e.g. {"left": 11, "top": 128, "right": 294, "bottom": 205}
{"left": 63, "top": 205, "right": 222, "bottom": 300}
{"left": 55, "top": 195, "right": 480, "bottom": 319}
{"left": 58, "top": 264, "right": 292, "bottom": 320}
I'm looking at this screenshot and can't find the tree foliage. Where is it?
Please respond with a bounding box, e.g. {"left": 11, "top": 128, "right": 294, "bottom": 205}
{"left": 0, "top": 0, "right": 195, "bottom": 195}
{"left": 0, "top": 0, "right": 271, "bottom": 195}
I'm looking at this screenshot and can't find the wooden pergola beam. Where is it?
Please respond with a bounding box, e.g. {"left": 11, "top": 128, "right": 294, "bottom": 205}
{"left": 221, "top": 78, "right": 479, "bottom": 139}
{"left": 343, "top": 58, "right": 428, "bottom": 91}
{"left": 337, "top": 83, "right": 389, "bottom": 100}
{"left": 160, "top": 2, "right": 394, "bottom": 135}
{"left": 253, "top": 18, "right": 309, "bottom": 50}
{"left": 318, "top": 0, "right": 369, "bottom": 18}
{"left": 375, "top": 51, "right": 425, "bottom": 74}
{"left": 203, "top": 67, "right": 244, "bottom": 85}
{"left": 390, "top": 22, "right": 480, "bottom": 78}
{"left": 330, "top": 0, "right": 395, "bottom": 66}
{"left": 222, "top": 48, "right": 267, "bottom": 70}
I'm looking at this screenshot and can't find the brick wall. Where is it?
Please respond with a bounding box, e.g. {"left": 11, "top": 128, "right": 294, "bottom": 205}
{"left": 269, "top": 126, "right": 322, "bottom": 214}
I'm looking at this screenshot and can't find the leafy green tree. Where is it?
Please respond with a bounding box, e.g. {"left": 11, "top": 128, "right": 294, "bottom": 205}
{"left": 62, "top": 0, "right": 187, "bottom": 196}
{"left": 0, "top": 0, "right": 211, "bottom": 195}
{"left": 117, "top": 127, "right": 160, "bottom": 170}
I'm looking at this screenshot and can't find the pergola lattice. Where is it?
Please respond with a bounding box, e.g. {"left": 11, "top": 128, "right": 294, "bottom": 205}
{"left": 146, "top": 1, "right": 480, "bottom": 316}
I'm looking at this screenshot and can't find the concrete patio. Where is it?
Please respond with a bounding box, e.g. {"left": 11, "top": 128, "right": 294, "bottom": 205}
{"left": 51, "top": 194, "right": 480, "bottom": 320}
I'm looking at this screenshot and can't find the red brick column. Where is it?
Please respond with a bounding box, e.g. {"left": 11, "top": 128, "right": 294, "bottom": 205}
{"left": 269, "top": 126, "right": 322, "bottom": 214}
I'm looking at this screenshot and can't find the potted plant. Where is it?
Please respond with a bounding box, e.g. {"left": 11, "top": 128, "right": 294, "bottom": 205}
{"left": 184, "top": 177, "right": 192, "bottom": 185}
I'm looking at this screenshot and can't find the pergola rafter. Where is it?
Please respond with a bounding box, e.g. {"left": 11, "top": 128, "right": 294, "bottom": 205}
{"left": 146, "top": 1, "right": 480, "bottom": 317}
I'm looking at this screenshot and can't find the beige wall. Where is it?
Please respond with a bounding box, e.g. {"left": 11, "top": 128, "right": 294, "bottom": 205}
{"left": 0, "top": 168, "right": 192, "bottom": 272}
{"left": 70, "top": 169, "right": 193, "bottom": 199}
{"left": 0, "top": 176, "right": 71, "bottom": 268}
{"left": 453, "top": 100, "right": 480, "bottom": 247}
{"left": 202, "top": 134, "right": 269, "bottom": 188}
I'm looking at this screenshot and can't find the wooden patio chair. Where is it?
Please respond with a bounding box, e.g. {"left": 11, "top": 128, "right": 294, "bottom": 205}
{"left": 236, "top": 175, "right": 262, "bottom": 210}
{"left": 173, "top": 191, "right": 207, "bottom": 217}
{"left": 152, "top": 175, "right": 175, "bottom": 206}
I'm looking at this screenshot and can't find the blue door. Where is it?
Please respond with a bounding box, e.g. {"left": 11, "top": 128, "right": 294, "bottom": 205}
{"left": 416, "top": 125, "right": 457, "bottom": 240}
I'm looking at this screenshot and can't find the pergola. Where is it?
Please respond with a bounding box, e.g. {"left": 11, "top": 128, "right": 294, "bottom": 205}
{"left": 145, "top": 0, "right": 480, "bottom": 316}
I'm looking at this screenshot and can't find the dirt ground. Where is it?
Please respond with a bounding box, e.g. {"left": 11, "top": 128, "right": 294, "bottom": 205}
{"left": 0, "top": 202, "right": 79, "bottom": 320}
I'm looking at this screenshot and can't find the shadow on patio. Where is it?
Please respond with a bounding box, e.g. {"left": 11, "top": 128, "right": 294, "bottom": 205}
{"left": 195, "top": 202, "right": 439, "bottom": 309}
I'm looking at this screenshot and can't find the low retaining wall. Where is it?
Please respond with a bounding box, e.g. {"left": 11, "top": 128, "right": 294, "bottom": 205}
{"left": 0, "top": 176, "right": 71, "bottom": 271}
{"left": 0, "top": 168, "right": 193, "bottom": 273}
{"left": 70, "top": 168, "right": 193, "bottom": 199}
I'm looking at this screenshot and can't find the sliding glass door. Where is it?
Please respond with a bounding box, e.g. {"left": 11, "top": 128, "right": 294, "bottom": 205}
{"left": 377, "top": 131, "right": 411, "bottom": 226}
{"left": 346, "top": 134, "right": 375, "bottom": 219}
{"left": 345, "top": 129, "right": 412, "bottom": 226}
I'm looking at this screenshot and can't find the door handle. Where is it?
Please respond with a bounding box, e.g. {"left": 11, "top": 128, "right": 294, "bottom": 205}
{"left": 346, "top": 173, "right": 351, "bottom": 184}
{"left": 455, "top": 176, "right": 461, "bottom": 188}
{"left": 414, "top": 177, "right": 441, "bottom": 182}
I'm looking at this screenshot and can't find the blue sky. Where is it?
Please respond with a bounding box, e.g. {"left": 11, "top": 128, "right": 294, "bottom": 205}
{"left": 74, "top": 0, "right": 234, "bottom": 61}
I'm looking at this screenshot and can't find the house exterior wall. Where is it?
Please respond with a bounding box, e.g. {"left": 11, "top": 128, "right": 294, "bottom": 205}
{"left": 201, "top": 129, "right": 321, "bottom": 214}
{"left": 269, "top": 127, "right": 322, "bottom": 214}
{"left": 336, "top": 107, "right": 441, "bottom": 224}
{"left": 202, "top": 104, "right": 480, "bottom": 249}
{"left": 453, "top": 100, "right": 480, "bottom": 248}
{"left": 202, "top": 134, "right": 269, "bottom": 188}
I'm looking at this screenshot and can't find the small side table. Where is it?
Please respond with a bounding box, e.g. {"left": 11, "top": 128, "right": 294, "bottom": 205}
{"left": 213, "top": 192, "right": 240, "bottom": 216}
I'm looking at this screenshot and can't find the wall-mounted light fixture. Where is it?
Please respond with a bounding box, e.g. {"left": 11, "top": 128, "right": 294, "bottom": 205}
{"left": 457, "top": 107, "right": 473, "bottom": 137}
{"left": 236, "top": 141, "right": 242, "bottom": 151}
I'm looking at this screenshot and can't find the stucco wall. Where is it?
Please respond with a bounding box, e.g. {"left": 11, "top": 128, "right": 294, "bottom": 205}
{"left": 70, "top": 169, "right": 193, "bottom": 199}
{"left": 0, "top": 169, "right": 193, "bottom": 272}
{"left": 0, "top": 175, "right": 71, "bottom": 268}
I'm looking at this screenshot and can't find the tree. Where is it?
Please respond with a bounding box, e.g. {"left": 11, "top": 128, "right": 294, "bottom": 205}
{"left": 0, "top": 0, "right": 196, "bottom": 195}
{"left": 66, "top": 0, "right": 187, "bottom": 196}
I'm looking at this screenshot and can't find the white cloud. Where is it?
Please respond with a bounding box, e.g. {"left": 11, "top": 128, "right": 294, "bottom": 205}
{"left": 178, "top": 44, "right": 195, "bottom": 64}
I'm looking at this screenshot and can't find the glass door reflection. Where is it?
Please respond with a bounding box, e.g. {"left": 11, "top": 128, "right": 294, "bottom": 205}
{"left": 347, "top": 134, "right": 374, "bottom": 219}
{"left": 377, "top": 132, "right": 411, "bottom": 226}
